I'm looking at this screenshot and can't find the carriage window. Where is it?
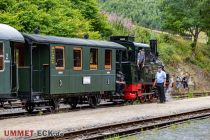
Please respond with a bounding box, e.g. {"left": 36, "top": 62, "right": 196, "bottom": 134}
{"left": 90, "top": 48, "right": 98, "bottom": 70}
{"left": 0, "top": 43, "right": 4, "bottom": 71}
{"left": 55, "top": 46, "right": 65, "bottom": 70}
{"left": 105, "top": 50, "right": 112, "bottom": 70}
{"left": 73, "top": 48, "right": 82, "bottom": 70}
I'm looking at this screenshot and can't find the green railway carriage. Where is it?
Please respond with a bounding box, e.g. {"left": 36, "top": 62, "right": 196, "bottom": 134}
{"left": 0, "top": 24, "right": 25, "bottom": 102}
{"left": 20, "top": 34, "right": 125, "bottom": 111}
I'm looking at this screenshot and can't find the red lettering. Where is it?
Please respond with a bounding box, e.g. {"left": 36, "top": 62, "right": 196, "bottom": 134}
{"left": 4, "top": 130, "right": 34, "bottom": 137}
{"left": 25, "top": 130, "right": 29, "bottom": 136}
{"left": 29, "top": 130, "right": 34, "bottom": 136}
{"left": 17, "top": 130, "right": 24, "bottom": 136}
{"left": 4, "top": 130, "right": 9, "bottom": 136}
{"left": 10, "top": 130, "right": 17, "bottom": 136}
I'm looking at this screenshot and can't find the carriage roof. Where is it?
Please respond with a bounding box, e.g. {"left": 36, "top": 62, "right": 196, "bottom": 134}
{"left": 23, "top": 33, "right": 126, "bottom": 50}
{"left": 0, "top": 24, "right": 25, "bottom": 43}
{"left": 134, "top": 42, "right": 150, "bottom": 48}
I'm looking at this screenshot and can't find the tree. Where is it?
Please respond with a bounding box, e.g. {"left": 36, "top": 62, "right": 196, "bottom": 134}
{"left": 160, "top": 0, "right": 210, "bottom": 53}
{"left": 71, "top": 0, "right": 112, "bottom": 38}
{"left": 0, "top": 0, "right": 112, "bottom": 39}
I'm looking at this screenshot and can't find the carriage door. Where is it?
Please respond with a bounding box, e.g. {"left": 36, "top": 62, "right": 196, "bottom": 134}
{"left": 11, "top": 43, "right": 25, "bottom": 92}
{"left": 32, "top": 45, "right": 50, "bottom": 94}
{"left": 41, "top": 46, "right": 50, "bottom": 94}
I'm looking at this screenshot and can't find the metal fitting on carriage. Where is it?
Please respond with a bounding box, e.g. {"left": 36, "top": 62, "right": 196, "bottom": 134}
{"left": 59, "top": 80, "right": 62, "bottom": 87}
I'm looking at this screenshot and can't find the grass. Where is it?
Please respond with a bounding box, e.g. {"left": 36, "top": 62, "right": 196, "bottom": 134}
{"left": 187, "top": 92, "right": 194, "bottom": 98}
{"left": 133, "top": 100, "right": 141, "bottom": 105}
{"left": 105, "top": 134, "right": 120, "bottom": 140}
{"left": 38, "top": 111, "right": 43, "bottom": 115}
{"left": 204, "top": 92, "right": 209, "bottom": 96}
{"left": 169, "top": 124, "right": 178, "bottom": 130}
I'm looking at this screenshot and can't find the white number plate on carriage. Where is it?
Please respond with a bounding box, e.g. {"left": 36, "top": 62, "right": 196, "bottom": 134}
{"left": 83, "top": 76, "right": 91, "bottom": 84}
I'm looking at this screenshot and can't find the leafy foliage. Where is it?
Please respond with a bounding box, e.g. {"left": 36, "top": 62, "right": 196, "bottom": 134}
{"left": 160, "top": 0, "right": 210, "bottom": 52}
{"left": 0, "top": 0, "right": 112, "bottom": 39}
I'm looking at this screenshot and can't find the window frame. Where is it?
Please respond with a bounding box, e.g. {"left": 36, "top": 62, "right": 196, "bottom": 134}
{"left": 89, "top": 48, "right": 98, "bottom": 70}
{"left": 105, "top": 49, "right": 112, "bottom": 70}
{"left": 54, "top": 46, "right": 65, "bottom": 71}
{"left": 73, "top": 48, "right": 82, "bottom": 71}
{"left": 0, "top": 42, "right": 4, "bottom": 72}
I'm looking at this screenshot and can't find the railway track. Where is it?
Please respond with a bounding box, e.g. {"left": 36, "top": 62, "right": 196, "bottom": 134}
{"left": 0, "top": 92, "right": 209, "bottom": 120}
{"left": 37, "top": 108, "right": 210, "bottom": 140}
{"left": 172, "top": 91, "right": 210, "bottom": 99}
{"left": 0, "top": 102, "right": 120, "bottom": 120}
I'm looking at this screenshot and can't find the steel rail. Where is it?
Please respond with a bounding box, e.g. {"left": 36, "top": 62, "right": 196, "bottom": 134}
{"left": 36, "top": 108, "right": 210, "bottom": 140}
{"left": 0, "top": 102, "right": 118, "bottom": 120}
{"left": 0, "top": 92, "right": 210, "bottom": 120}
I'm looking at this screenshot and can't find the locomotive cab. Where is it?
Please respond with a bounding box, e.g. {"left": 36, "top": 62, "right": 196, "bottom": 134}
{"left": 111, "top": 36, "right": 160, "bottom": 102}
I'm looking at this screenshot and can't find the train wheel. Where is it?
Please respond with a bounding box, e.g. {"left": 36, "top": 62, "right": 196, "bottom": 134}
{"left": 96, "top": 94, "right": 101, "bottom": 105}
{"left": 139, "top": 96, "right": 146, "bottom": 103}
{"left": 25, "top": 102, "right": 34, "bottom": 113}
{"left": 147, "top": 94, "right": 154, "bottom": 102}
{"left": 50, "top": 99, "right": 60, "bottom": 112}
{"left": 88, "top": 96, "right": 98, "bottom": 108}
{"left": 69, "top": 97, "right": 78, "bottom": 109}
{"left": 129, "top": 100, "right": 134, "bottom": 105}
{"left": 0, "top": 102, "right": 4, "bottom": 108}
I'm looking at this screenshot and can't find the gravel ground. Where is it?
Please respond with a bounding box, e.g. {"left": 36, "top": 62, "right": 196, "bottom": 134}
{"left": 1, "top": 96, "right": 210, "bottom": 139}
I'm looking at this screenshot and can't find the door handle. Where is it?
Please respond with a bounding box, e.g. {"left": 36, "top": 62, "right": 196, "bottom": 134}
{"left": 59, "top": 80, "right": 62, "bottom": 87}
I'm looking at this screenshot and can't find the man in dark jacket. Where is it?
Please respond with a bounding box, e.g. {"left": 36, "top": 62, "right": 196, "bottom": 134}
{"left": 116, "top": 71, "right": 126, "bottom": 96}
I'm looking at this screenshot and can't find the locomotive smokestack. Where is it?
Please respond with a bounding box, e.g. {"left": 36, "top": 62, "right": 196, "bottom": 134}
{"left": 150, "top": 39, "right": 158, "bottom": 57}
{"left": 83, "top": 34, "right": 89, "bottom": 39}
{"left": 33, "top": 27, "right": 39, "bottom": 34}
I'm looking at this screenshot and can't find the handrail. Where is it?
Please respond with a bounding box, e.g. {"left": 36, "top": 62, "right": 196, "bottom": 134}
{"left": 16, "top": 64, "right": 19, "bottom": 92}
{"left": 18, "top": 66, "right": 30, "bottom": 68}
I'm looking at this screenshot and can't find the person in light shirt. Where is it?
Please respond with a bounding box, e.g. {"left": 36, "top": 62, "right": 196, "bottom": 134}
{"left": 153, "top": 66, "right": 166, "bottom": 103}
{"left": 137, "top": 49, "right": 145, "bottom": 69}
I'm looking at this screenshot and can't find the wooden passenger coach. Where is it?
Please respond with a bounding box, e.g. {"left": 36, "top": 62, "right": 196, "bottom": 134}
{"left": 20, "top": 34, "right": 125, "bottom": 111}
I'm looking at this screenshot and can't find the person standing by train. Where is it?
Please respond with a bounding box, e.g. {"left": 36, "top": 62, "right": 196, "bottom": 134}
{"left": 153, "top": 66, "right": 167, "bottom": 103}
{"left": 137, "top": 49, "right": 145, "bottom": 69}
{"left": 182, "top": 74, "right": 189, "bottom": 92}
{"left": 116, "top": 71, "right": 126, "bottom": 96}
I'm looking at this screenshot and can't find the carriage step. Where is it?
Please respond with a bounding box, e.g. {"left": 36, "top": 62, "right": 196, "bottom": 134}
{"left": 142, "top": 92, "right": 155, "bottom": 95}
{"left": 3, "top": 104, "right": 24, "bottom": 109}
{"left": 33, "top": 100, "right": 50, "bottom": 103}
{"left": 112, "top": 99, "right": 124, "bottom": 102}
{"left": 34, "top": 106, "right": 52, "bottom": 110}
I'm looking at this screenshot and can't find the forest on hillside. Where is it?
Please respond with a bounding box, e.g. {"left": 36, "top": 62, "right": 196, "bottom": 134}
{"left": 100, "top": 0, "right": 210, "bottom": 42}
{"left": 100, "top": 0, "right": 161, "bottom": 30}
{"left": 101, "top": 0, "right": 210, "bottom": 73}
